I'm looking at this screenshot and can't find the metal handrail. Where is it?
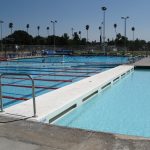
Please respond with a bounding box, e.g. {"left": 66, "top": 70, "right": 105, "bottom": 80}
{"left": 0, "top": 73, "right": 36, "bottom": 117}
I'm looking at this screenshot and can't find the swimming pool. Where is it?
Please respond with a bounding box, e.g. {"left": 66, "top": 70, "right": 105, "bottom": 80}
{"left": 54, "top": 69, "right": 150, "bottom": 138}
{"left": 0, "top": 56, "right": 128, "bottom": 108}
{"left": 13, "top": 55, "right": 128, "bottom": 63}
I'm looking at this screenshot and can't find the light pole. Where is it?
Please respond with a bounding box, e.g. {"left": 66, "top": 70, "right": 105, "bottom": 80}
{"left": 101, "top": 6, "right": 107, "bottom": 55}
{"left": 0, "top": 20, "right": 4, "bottom": 57}
{"left": 121, "top": 16, "right": 129, "bottom": 51}
{"left": 51, "top": 20, "right": 57, "bottom": 51}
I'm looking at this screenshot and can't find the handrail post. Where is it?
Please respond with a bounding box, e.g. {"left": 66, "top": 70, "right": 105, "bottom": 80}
{"left": 29, "top": 75, "right": 36, "bottom": 117}
{"left": 0, "top": 73, "right": 37, "bottom": 117}
{"left": 0, "top": 74, "right": 3, "bottom": 112}
{"left": 32, "top": 80, "right": 36, "bottom": 117}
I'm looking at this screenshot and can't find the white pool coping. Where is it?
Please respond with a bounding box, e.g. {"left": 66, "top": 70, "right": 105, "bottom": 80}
{"left": 1, "top": 65, "right": 134, "bottom": 122}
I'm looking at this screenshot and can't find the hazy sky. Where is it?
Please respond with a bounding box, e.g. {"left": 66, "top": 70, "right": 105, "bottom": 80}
{"left": 0, "top": 0, "right": 150, "bottom": 41}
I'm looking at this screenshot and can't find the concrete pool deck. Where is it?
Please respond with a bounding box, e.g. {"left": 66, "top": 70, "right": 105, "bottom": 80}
{"left": 0, "top": 115, "right": 150, "bottom": 150}
{"left": 1, "top": 65, "right": 134, "bottom": 122}
{"left": 134, "top": 56, "right": 150, "bottom": 68}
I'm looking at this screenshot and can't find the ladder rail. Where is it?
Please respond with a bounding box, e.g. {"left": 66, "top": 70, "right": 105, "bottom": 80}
{"left": 0, "top": 73, "right": 36, "bottom": 117}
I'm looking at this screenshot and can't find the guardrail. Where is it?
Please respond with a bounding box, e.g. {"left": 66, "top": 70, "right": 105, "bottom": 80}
{"left": 0, "top": 73, "right": 37, "bottom": 117}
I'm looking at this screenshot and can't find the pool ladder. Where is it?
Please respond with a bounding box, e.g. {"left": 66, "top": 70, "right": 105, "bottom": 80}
{"left": 0, "top": 73, "right": 37, "bottom": 117}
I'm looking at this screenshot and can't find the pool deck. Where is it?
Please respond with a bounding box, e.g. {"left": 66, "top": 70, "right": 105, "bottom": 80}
{"left": 134, "top": 56, "right": 150, "bottom": 68}
{"left": 1, "top": 115, "right": 150, "bottom": 150}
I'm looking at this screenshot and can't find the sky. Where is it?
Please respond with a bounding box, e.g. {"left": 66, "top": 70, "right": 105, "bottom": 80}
{"left": 0, "top": 0, "right": 150, "bottom": 42}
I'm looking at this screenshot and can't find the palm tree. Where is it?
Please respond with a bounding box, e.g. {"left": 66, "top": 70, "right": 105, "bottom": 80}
{"left": 71, "top": 28, "right": 74, "bottom": 39}
{"left": 114, "top": 24, "right": 117, "bottom": 47}
{"left": 26, "top": 24, "right": 29, "bottom": 33}
{"left": 46, "top": 26, "right": 50, "bottom": 36}
{"left": 37, "top": 26, "right": 40, "bottom": 36}
{"left": 85, "top": 25, "right": 89, "bottom": 42}
{"left": 98, "top": 26, "right": 102, "bottom": 44}
{"left": 131, "top": 27, "right": 135, "bottom": 41}
{"left": 78, "top": 31, "right": 81, "bottom": 40}
{"left": 114, "top": 23, "right": 117, "bottom": 36}
{"left": 98, "top": 26, "right": 102, "bottom": 32}
{"left": 9, "top": 22, "right": 13, "bottom": 34}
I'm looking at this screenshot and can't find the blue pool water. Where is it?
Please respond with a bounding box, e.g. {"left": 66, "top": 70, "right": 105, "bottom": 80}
{"left": 0, "top": 56, "right": 128, "bottom": 108}
{"left": 13, "top": 56, "right": 128, "bottom": 63}
{"left": 55, "top": 70, "right": 150, "bottom": 138}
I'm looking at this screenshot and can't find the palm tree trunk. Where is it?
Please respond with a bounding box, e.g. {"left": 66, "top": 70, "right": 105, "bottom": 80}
{"left": 47, "top": 30, "right": 49, "bottom": 37}
{"left": 133, "top": 31, "right": 134, "bottom": 41}
{"left": 11, "top": 28, "right": 12, "bottom": 34}
{"left": 87, "top": 30, "right": 88, "bottom": 43}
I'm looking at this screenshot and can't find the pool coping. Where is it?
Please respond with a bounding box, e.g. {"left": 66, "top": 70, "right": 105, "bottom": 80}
{"left": 1, "top": 65, "right": 134, "bottom": 123}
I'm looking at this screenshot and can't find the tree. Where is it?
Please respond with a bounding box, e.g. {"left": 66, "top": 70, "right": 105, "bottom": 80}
{"left": 116, "top": 33, "right": 125, "bottom": 47}
{"left": 37, "top": 26, "right": 40, "bottom": 36}
{"left": 79, "top": 31, "right": 81, "bottom": 40}
{"left": 114, "top": 24, "right": 117, "bottom": 37}
{"left": 63, "top": 33, "right": 69, "bottom": 40}
{"left": 132, "top": 39, "right": 146, "bottom": 51}
{"left": 57, "top": 33, "right": 69, "bottom": 45}
{"left": 114, "top": 24, "right": 117, "bottom": 47}
{"left": 73, "top": 32, "right": 80, "bottom": 40}
{"left": 98, "top": 26, "right": 101, "bottom": 30}
{"left": 71, "top": 28, "right": 74, "bottom": 39}
{"left": 70, "top": 32, "right": 80, "bottom": 46}
{"left": 26, "top": 24, "right": 29, "bottom": 33}
{"left": 47, "top": 35, "right": 52, "bottom": 45}
{"left": 107, "top": 38, "right": 110, "bottom": 45}
{"left": 85, "top": 25, "right": 89, "bottom": 42}
{"left": 5, "top": 30, "right": 33, "bottom": 45}
{"left": 80, "top": 38, "right": 86, "bottom": 45}
{"left": 98, "top": 26, "right": 102, "bottom": 44}
{"left": 46, "top": 27, "right": 50, "bottom": 36}
{"left": 33, "top": 36, "right": 46, "bottom": 45}
{"left": 131, "top": 27, "right": 135, "bottom": 41}
{"left": 9, "top": 22, "right": 13, "bottom": 35}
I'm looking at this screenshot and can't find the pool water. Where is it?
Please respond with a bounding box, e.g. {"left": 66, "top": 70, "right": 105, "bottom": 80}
{"left": 0, "top": 56, "right": 128, "bottom": 108}
{"left": 13, "top": 55, "right": 128, "bottom": 63}
{"left": 55, "top": 69, "right": 150, "bottom": 138}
